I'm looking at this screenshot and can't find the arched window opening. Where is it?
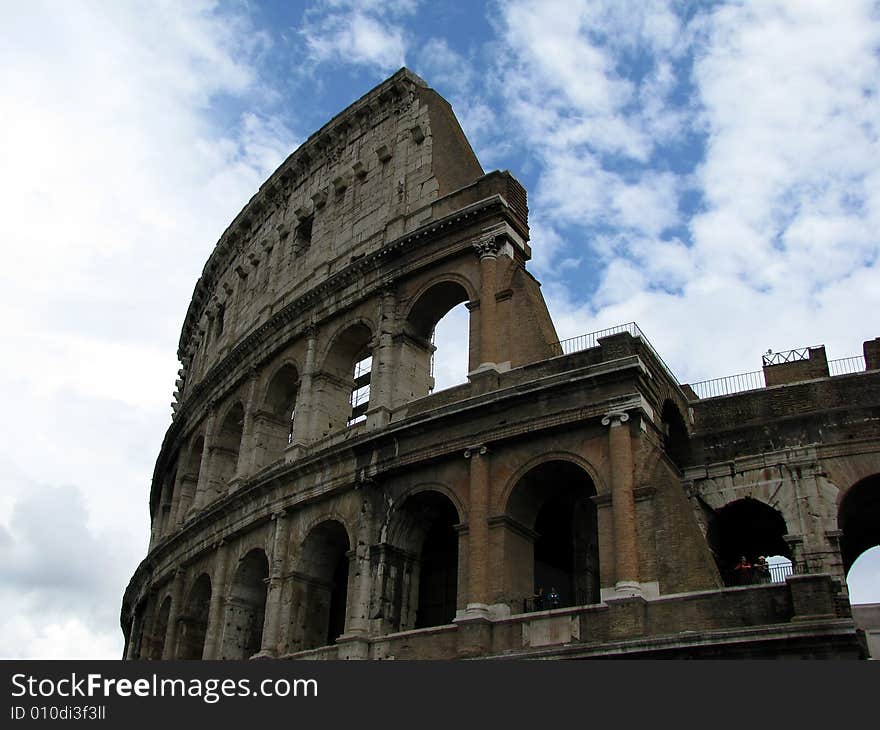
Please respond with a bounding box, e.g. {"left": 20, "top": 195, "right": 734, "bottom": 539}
{"left": 348, "top": 352, "right": 372, "bottom": 426}
{"left": 376, "top": 491, "right": 460, "bottom": 633}
{"left": 149, "top": 596, "right": 172, "bottom": 660}
{"left": 404, "top": 281, "right": 471, "bottom": 400}
{"left": 220, "top": 549, "right": 269, "bottom": 659}
{"left": 661, "top": 400, "right": 691, "bottom": 470}
{"left": 262, "top": 364, "right": 300, "bottom": 461}
{"left": 177, "top": 574, "right": 212, "bottom": 660}
{"left": 319, "top": 323, "right": 373, "bottom": 436}
{"left": 506, "top": 460, "right": 600, "bottom": 611}
{"left": 839, "top": 474, "right": 880, "bottom": 577}
{"left": 430, "top": 302, "right": 470, "bottom": 393}
{"left": 706, "top": 498, "right": 791, "bottom": 586}
{"left": 213, "top": 403, "right": 244, "bottom": 486}
{"left": 293, "top": 521, "right": 351, "bottom": 651}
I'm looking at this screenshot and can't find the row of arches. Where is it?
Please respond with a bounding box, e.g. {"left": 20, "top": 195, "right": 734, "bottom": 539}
{"left": 139, "top": 457, "right": 602, "bottom": 658}
{"left": 155, "top": 280, "right": 475, "bottom": 540}
{"left": 706, "top": 472, "right": 880, "bottom": 592}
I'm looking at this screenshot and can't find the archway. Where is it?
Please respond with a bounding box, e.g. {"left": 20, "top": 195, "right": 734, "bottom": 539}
{"left": 295, "top": 521, "right": 351, "bottom": 650}
{"left": 317, "top": 323, "right": 373, "bottom": 434}
{"left": 149, "top": 596, "right": 171, "bottom": 660}
{"left": 405, "top": 281, "right": 472, "bottom": 398}
{"left": 176, "top": 573, "right": 211, "bottom": 660}
{"left": 506, "top": 460, "right": 600, "bottom": 610}
{"left": 378, "top": 490, "right": 461, "bottom": 631}
{"left": 220, "top": 549, "right": 269, "bottom": 659}
{"left": 176, "top": 434, "right": 204, "bottom": 520}
{"left": 706, "top": 498, "right": 791, "bottom": 586}
{"left": 213, "top": 403, "right": 244, "bottom": 486}
{"left": 260, "top": 363, "right": 300, "bottom": 462}
{"left": 661, "top": 399, "right": 690, "bottom": 470}
{"left": 839, "top": 474, "right": 880, "bottom": 576}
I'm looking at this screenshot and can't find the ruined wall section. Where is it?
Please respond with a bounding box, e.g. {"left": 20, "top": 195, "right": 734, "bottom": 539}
{"left": 176, "top": 69, "right": 484, "bottom": 404}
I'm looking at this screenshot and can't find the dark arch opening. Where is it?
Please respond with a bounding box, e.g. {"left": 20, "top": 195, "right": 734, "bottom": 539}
{"left": 706, "top": 498, "right": 790, "bottom": 586}
{"left": 262, "top": 364, "right": 300, "bottom": 461}
{"left": 405, "top": 281, "right": 471, "bottom": 399}
{"left": 320, "top": 323, "right": 373, "bottom": 434}
{"left": 297, "top": 521, "right": 351, "bottom": 650}
{"left": 839, "top": 474, "right": 880, "bottom": 575}
{"left": 661, "top": 399, "right": 690, "bottom": 470}
{"left": 214, "top": 403, "right": 244, "bottom": 486}
{"left": 507, "top": 460, "right": 600, "bottom": 610}
{"left": 149, "top": 596, "right": 171, "bottom": 660}
{"left": 221, "top": 549, "right": 269, "bottom": 659}
{"left": 177, "top": 573, "right": 211, "bottom": 660}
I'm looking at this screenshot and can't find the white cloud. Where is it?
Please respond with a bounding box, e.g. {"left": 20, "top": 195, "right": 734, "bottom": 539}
{"left": 299, "top": 0, "right": 418, "bottom": 72}
{"left": 0, "top": 0, "right": 298, "bottom": 658}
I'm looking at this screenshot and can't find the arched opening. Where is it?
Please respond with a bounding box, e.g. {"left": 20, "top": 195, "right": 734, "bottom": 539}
{"left": 176, "top": 573, "right": 212, "bottom": 660}
{"left": 260, "top": 364, "right": 300, "bottom": 462}
{"left": 706, "top": 498, "right": 791, "bottom": 586}
{"left": 661, "top": 399, "right": 690, "bottom": 470}
{"left": 839, "top": 475, "right": 880, "bottom": 576}
{"left": 220, "top": 549, "right": 269, "bottom": 659}
{"left": 380, "top": 490, "right": 460, "bottom": 631}
{"left": 295, "top": 521, "right": 351, "bottom": 650}
{"left": 149, "top": 596, "right": 171, "bottom": 660}
{"left": 506, "top": 460, "right": 600, "bottom": 611}
{"left": 213, "top": 403, "right": 244, "bottom": 486}
{"left": 404, "top": 281, "right": 471, "bottom": 399}
{"left": 316, "top": 323, "right": 373, "bottom": 435}
{"left": 176, "top": 435, "right": 204, "bottom": 520}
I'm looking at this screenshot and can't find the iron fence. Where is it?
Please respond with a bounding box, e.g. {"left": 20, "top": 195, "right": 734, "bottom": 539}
{"left": 828, "top": 355, "right": 867, "bottom": 376}
{"left": 689, "top": 370, "right": 765, "bottom": 399}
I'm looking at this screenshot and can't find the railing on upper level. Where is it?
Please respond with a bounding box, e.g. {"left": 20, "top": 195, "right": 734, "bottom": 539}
{"left": 552, "top": 322, "right": 681, "bottom": 386}
{"left": 689, "top": 355, "right": 868, "bottom": 399}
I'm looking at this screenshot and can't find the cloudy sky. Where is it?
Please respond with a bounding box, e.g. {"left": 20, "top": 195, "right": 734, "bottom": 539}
{"left": 1, "top": 0, "right": 878, "bottom": 659}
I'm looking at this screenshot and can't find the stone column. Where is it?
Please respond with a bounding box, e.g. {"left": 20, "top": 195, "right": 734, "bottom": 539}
{"left": 259, "top": 511, "right": 291, "bottom": 656}
{"left": 366, "top": 286, "right": 395, "bottom": 428}
{"left": 162, "top": 570, "right": 185, "bottom": 660}
{"left": 167, "top": 470, "right": 185, "bottom": 532}
{"left": 291, "top": 326, "right": 318, "bottom": 449}
{"left": 203, "top": 542, "right": 229, "bottom": 659}
{"left": 345, "top": 493, "right": 375, "bottom": 636}
{"left": 191, "top": 408, "right": 217, "bottom": 514}
{"left": 464, "top": 445, "right": 491, "bottom": 612}
{"left": 602, "top": 411, "right": 641, "bottom": 594}
{"left": 235, "top": 374, "right": 259, "bottom": 481}
{"left": 473, "top": 237, "right": 500, "bottom": 369}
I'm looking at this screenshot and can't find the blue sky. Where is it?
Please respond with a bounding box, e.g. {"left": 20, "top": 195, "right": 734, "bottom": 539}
{"left": 1, "top": 0, "right": 878, "bottom": 658}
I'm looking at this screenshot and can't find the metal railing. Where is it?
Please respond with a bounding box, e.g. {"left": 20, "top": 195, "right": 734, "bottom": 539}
{"left": 828, "top": 355, "right": 866, "bottom": 376}
{"left": 690, "top": 355, "right": 869, "bottom": 399}
{"left": 553, "top": 322, "right": 681, "bottom": 385}
{"left": 689, "top": 370, "right": 765, "bottom": 399}
{"left": 762, "top": 347, "right": 816, "bottom": 366}
{"left": 522, "top": 589, "right": 593, "bottom": 613}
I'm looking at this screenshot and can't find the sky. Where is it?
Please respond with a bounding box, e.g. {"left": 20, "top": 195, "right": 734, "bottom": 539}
{"left": 1, "top": 0, "right": 878, "bottom": 659}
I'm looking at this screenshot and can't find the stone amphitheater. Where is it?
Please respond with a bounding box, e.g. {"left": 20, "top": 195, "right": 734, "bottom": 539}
{"left": 121, "top": 69, "right": 880, "bottom": 660}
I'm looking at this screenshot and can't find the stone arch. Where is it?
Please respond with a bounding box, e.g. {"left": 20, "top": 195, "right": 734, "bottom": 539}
{"left": 175, "top": 431, "right": 205, "bottom": 521}
{"left": 838, "top": 473, "right": 880, "bottom": 575}
{"left": 402, "top": 277, "right": 474, "bottom": 397}
{"left": 220, "top": 548, "right": 269, "bottom": 659}
{"left": 380, "top": 489, "right": 461, "bottom": 631}
{"left": 176, "top": 573, "right": 212, "bottom": 660}
{"left": 289, "top": 519, "right": 352, "bottom": 651}
{"left": 705, "top": 497, "right": 791, "bottom": 586}
{"left": 500, "top": 451, "right": 606, "bottom": 510}
{"left": 257, "top": 362, "right": 301, "bottom": 465}
{"left": 660, "top": 399, "right": 691, "bottom": 470}
{"left": 502, "top": 457, "right": 600, "bottom": 611}
{"left": 213, "top": 401, "right": 245, "bottom": 487}
{"left": 148, "top": 595, "right": 172, "bottom": 660}
{"left": 314, "top": 321, "right": 375, "bottom": 434}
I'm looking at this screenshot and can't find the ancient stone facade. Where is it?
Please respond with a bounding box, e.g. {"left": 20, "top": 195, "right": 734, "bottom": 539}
{"left": 121, "top": 69, "right": 879, "bottom": 660}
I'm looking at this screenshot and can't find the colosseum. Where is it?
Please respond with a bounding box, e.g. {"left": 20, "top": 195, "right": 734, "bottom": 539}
{"left": 122, "top": 68, "right": 880, "bottom": 660}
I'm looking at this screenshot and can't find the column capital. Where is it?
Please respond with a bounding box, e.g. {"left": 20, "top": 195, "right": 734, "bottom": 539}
{"left": 463, "top": 444, "right": 489, "bottom": 459}
{"left": 601, "top": 411, "right": 630, "bottom": 427}
{"left": 473, "top": 234, "right": 503, "bottom": 260}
